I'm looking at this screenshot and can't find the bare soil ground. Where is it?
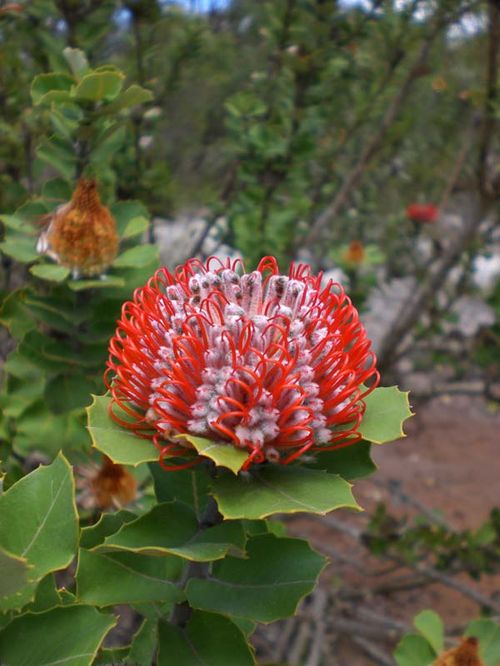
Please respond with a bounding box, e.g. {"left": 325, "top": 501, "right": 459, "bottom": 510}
{"left": 270, "top": 395, "right": 500, "bottom": 665}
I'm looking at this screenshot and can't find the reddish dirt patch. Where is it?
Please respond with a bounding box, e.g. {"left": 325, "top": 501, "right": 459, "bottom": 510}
{"left": 282, "top": 395, "right": 500, "bottom": 665}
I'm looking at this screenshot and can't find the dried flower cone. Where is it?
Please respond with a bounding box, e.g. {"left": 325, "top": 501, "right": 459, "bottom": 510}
{"left": 344, "top": 240, "right": 365, "bottom": 264}
{"left": 41, "top": 178, "right": 119, "bottom": 277}
{"left": 78, "top": 456, "right": 137, "bottom": 510}
{"left": 434, "top": 637, "right": 483, "bottom": 666}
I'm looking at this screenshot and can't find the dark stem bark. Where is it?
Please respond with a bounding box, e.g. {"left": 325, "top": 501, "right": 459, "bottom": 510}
{"left": 169, "top": 493, "right": 222, "bottom": 628}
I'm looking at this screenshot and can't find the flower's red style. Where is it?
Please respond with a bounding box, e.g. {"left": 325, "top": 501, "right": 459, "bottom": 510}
{"left": 406, "top": 203, "right": 439, "bottom": 224}
{"left": 37, "top": 178, "right": 119, "bottom": 277}
{"left": 106, "top": 256, "right": 379, "bottom": 470}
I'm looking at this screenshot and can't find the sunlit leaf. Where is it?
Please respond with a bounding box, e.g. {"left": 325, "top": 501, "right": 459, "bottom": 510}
{"left": 177, "top": 433, "right": 248, "bottom": 474}
{"left": 360, "top": 386, "right": 413, "bottom": 444}
{"left": 212, "top": 465, "right": 360, "bottom": 519}
{"left": 86, "top": 394, "right": 157, "bottom": 466}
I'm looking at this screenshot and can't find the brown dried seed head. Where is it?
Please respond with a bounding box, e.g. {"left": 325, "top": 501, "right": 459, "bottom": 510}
{"left": 90, "top": 456, "right": 137, "bottom": 510}
{"left": 434, "top": 636, "right": 483, "bottom": 666}
{"left": 46, "top": 178, "right": 119, "bottom": 276}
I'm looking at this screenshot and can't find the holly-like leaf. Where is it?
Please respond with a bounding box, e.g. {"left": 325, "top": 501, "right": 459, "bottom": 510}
{"left": 0, "top": 453, "right": 78, "bottom": 609}
{"left": 127, "top": 618, "right": 158, "bottom": 665}
{"left": 466, "top": 619, "right": 500, "bottom": 666}
{"left": 63, "top": 47, "right": 90, "bottom": 79}
{"left": 158, "top": 610, "right": 256, "bottom": 666}
{"left": 414, "top": 610, "right": 444, "bottom": 655}
{"left": 98, "top": 84, "right": 154, "bottom": 115}
{"left": 394, "top": 634, "right": 437, "bottom": 666}
{"left": 76, "top": 549, "right": 183, "bottom": 607}
{"left": 122, "top": 216, "right": 150, "bottom": 239}
{"left": 359, "top": 386, "right": 413, "bottom": 444}
{"left": 212, "top": 466, "right": 360, "bottom": 520}
{"left": 25, "top": 574, "right": 62, "bottom": 613}
{"left": 113, "top": 244, "right": 159, "bottom": 268}
{"left": 0, "top": 605, "right": 116, "bottom": 666}
{"left": 31, "top": 73, "right": 74, "bottom": 104}
{"left": 0, "top": 237, "right": 38, "bottom": 263}
{"left": 97, "top": 502, "right": 245, "bottom": 561}
{"left": 80, "top": 510, "right": 137, "bottom": 549}
{"left": 67, "top": 276, "right": 126, "bottom": 291}
{"left": 177, "top": 434, "right": 248, "bottom": 474}
{"left": 0, "top": 547, "right": 30, "bottom": 600}
{"left": 150, "top": 464, "right": 211, "bottom": 519}
{"left": 74, "top": 70, "right": 124, "bottom": 101}
{"left": 29, "top": 264, "right": 70, "bottom": 282}
{"left": 308, "top": 440, "right": 376, "bottom": 479}
{"left": 186, "top": 534, "right": 326, "bottom": 623}
{"left": 86, "top": 394, "right": 157, "bottom": 466}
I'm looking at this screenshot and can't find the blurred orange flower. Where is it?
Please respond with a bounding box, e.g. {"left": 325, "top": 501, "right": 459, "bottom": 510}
{"left": 344, "top": 240, "right": 365, "bottom": 264}
{"left": 77, "top": 456, "right": 137, "bottom": 510}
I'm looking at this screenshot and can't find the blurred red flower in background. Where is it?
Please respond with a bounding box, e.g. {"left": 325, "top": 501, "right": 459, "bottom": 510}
{"left": 106, "top": 256, "right": 378, "bottom": 470}
{"left": 406, "top": 203, "right": 439, "bottom": 223}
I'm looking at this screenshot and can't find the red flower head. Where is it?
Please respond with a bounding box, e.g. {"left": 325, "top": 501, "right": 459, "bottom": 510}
{"left": 406, "top": 203, "right": 439, "bottom": 224}
{"left": 106, "top": 257, "right": 379, "bottom": 471}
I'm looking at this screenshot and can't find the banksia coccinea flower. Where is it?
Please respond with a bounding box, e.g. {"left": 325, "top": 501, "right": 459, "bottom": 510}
{"left": 406, "top": 203, "right": 439, "bottom": 224}
{"left": 106, "top": 256, "right": 379, "bottom": 471}
{"left": 37, "top": 178, "right": 119, "bottom": 277}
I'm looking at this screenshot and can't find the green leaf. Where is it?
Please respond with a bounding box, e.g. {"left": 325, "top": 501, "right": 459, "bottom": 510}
{"left": 99, "top": 84, "right": 154, "bottom": 115}
{"left": 0, "top": 547, "right": 30, "bottom": 600}
{"left": 0, "top": 289, "right": 36, "bottom": 338}
{"left": 97, "top": 502, "right": 245, "bottom": 561}
{"left": 63, "top": 47, "right": 90, "bottom": 79}
{"left": 111, "top": 200, "right": 149, "bottom": 235}
{"left": 80, "top": 510, "right": 137, "bottom": 549}
{"left": 37, "top": 137, "right": 76, "bottom": 178}
{"left": 0, "top": 237, "right": 38, "bottom": 263}
{"left": 177, "top": 434, "right": 248, "bottom": 474}
{"left": 76, "top": 549, "right": 183, "bottom": 607}
{"left": 86, "top": 394, "right": 158, "bottom": 466}
{"left": 67, "top": 276, "right": 126, "bottom": 291}
{"left": 466, "top": 619, "right": 500, "bottom": 666}
{"left": 150, "top": 464, "right": 211, "bottom": 519}
{"left": 122, "top": 215, "right": 150, "bottom": 239}
{"left": 127, "top": 618, "right": 157, "bottom": 665}
{"left": 309, "top": 440, "right": 376, "bottom": 479}
{"left": 0, "top": 605, "right": 116, "bottom": 666}
{"left": 0, "top": 453, "right": 78, "bottom": 588}
{"left": 29, "top": 264, "right": 70, "bottom": 282}
{"left": 359, "top": 386, "right": 413, "bottom": 444}
{"left": 158, "top": 611, "right": 256, "bottom": 666}
{"left": 212, "top": 466, "right": 360, "bottom": 520}
{"left": 41, "top": 177, "right": 72, "bottom": 202}
{"left": 25, "top": 574, "right": 62, "bottom": 612}
{"left": 394, "top": 634, "right": 437, "bottom": 666}
{"left": 414, "top": 610, "right": 444, "bottom": 655}
{"left": 186, "top": 534, "right": 326, "bottom": 623}
{"left": 31, "top": 73, "right": 74, "bottom": 105}
{"left": 75, "top": 71, "right": 124, "bottom": 101}
{"left": 113, "top": 244, "right": 159, "bottom": 268}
